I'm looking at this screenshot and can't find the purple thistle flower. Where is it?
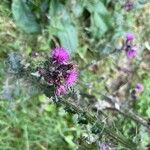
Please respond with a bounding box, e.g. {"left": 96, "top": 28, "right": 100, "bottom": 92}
{"left": 102, "top": 144, "right": 108, "bottom": 150}
{"left": 126, "top": 32, "right": 135, "bottom": 41}
{"left": 65, "top": 69, "right": 78, "bottom": 87}
{"left": 55, "top": 85, "right": 66, "bottom": 96}
{"left": 135, "top": 83, "right": 144, "bottom": 93}
{"left": 124, "top": 1, "right": 133, "bottom": 11}
{"left": 52, "top": 47, "right": 70, "bottom": 64}
{"left": 40, "top": 48, "right": 78, "bottom": 96}
{"left": 127, "top": 47, "right": 137, "bottom": 59}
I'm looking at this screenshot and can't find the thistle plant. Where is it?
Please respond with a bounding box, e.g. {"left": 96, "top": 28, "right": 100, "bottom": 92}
{"left": 1, "top": 0, "right": 150, "bottom": 149}
{"left": 5, "top": 43, "right": 149, "bottom": 150}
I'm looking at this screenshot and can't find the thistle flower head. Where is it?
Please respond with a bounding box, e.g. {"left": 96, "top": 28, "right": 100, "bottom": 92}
{"left": 55, "top": 85, "right": 66, "bottom": 96}
{"left": 40, "top": 47, "right": 77, "bottom": 96}
{"left": 126, "top": 32, "right": 134, "bottom": 41}
{"left": 52, "top": 47, "right": 70, "bottom": 64}
{"left": 102, "top": 144, "right": 108, "bottom": 150}
{"left": 127, "top": 48, "right": 137, "bottom": 59}
{"left": 124, "top": 1, "right": 133, "bottom": 11}
{"left": 135, "top": 83, "right": 144, "bottom": 93}
{"left": 65, "top": 69, "right": 78, "bottom": 87}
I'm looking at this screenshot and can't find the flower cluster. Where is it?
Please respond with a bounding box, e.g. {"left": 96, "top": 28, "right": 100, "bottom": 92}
{"left": 39, "top": 47, "right": 77, "bottom": 96}
{"left": 124, "top": 32, "right": 138, "bottom": 59}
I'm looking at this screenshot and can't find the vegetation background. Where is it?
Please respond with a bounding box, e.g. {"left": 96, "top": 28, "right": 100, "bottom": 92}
{"left": 0, "top": 0, "right": 150, "bottom": 149}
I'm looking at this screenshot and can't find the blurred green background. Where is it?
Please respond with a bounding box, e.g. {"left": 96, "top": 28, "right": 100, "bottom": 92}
{"left": 0, "top": 0, "right": 150, "bottom": 149}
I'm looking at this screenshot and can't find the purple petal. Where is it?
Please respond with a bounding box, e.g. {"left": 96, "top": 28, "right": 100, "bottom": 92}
{"left": 126, "top": 32, "right": 135, "bottom": 41}
{"left": 52, "top": 47, "right": 70, "bottom": 64}
{"left": 65, "top": 69, "right": 78, "bottom": 87}
{"left": 135, "top": 83, "right": 144, "bottom": 93}
{"left": 127, "top": 49, "right": 137, "bottom": 59}
{"left": 102, "top": 144, "right": 108, "bottom": 150}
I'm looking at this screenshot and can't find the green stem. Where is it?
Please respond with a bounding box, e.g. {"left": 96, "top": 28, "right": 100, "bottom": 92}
{"left": 60, "top": 99, "right": 137, "bottom": 150}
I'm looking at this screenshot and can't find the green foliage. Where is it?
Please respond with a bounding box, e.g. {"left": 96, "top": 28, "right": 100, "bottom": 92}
{"left": 12, "top": 0, "right": 40, "bottom": 33}
{"left": 57, "top": 24, "right": 78, "bottom": 54}
{"left": 48, "top": 0, "right": 78, "bottom": 54}
{"left": 137, "top": 74, "right": 150, "bottom": 118}
{"left": 0, "top": 0, "right": 150, "bottom": 149}
{"left": 0, "top": 98, "right": 81, "bottom": 150}
{"left": 86, "top": 0, "right": 111, "bottom": 38}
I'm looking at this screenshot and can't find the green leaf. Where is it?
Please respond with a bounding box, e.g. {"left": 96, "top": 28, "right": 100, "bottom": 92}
{"left": 77, "top": 46, "right": 88, "bottom": 61}
{"left": 86, "top": 0, "right": 111, "bottom": 38}
{"left": 38, "top": 94, "right": 47, "bottom": 102}
{"left": 48, "top": 0, "right": 78, "bottom": 54}
{"left": 64, "top": 135, "right": 77, "bottom": 149}
{"left": 91, "top": 12, "right": 108, "bottom": 37}
{"left": 146, "top": 108, "right": 150, "bottom": 117}
{"left": 72, "top": 3, "right": 83, "bottom": 17}
{"left": 49, "top": 0, "right": 70, "bottom": 25}
{"left": 86, "top": 1, "right": 108, "bottom": 15}
{"left": 12, "top": 0, "right": 40, "bottom": 33}
{"left": 57, "top": 24, "right": 78, "bottom": 54}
